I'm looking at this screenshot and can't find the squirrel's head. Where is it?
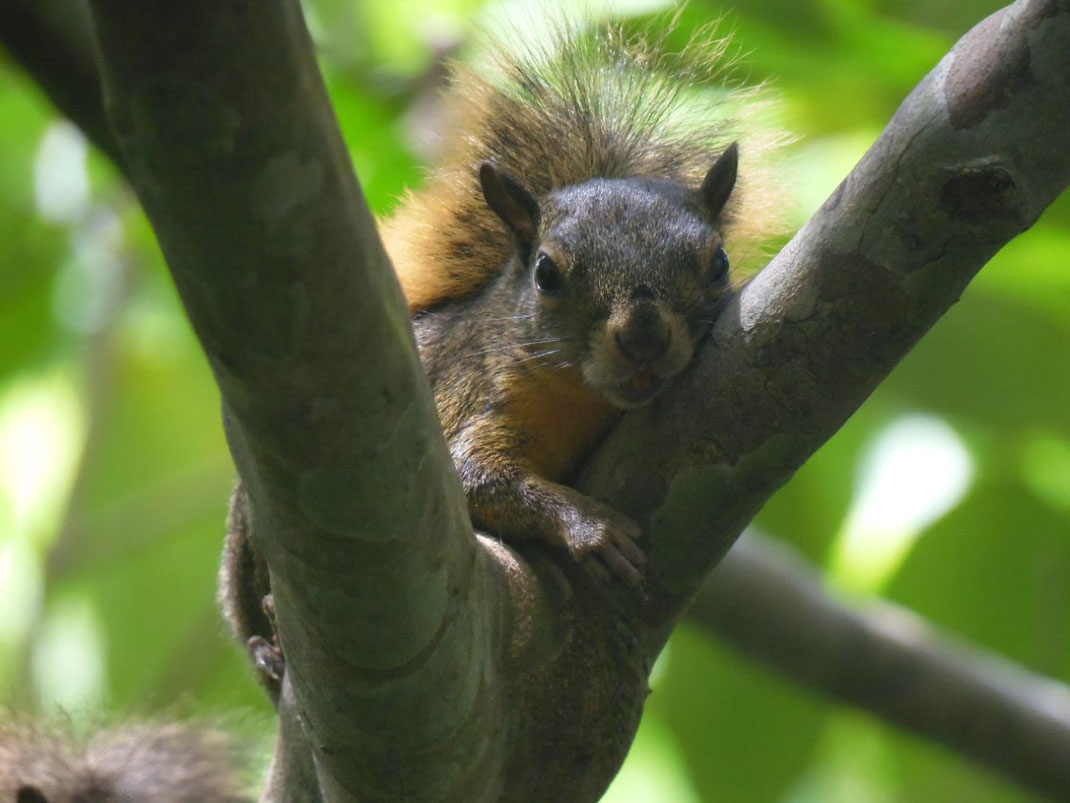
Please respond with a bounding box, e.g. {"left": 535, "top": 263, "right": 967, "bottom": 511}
{"left": 479, "top": 143, "right": 738, "bottom": 408}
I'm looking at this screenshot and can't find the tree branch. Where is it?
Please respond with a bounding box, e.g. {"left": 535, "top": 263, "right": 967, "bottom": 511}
{"left": 84, "top": 1, "right": 508, "bottom": 798}
{"left": 0, "top": 0, "right": 120, "bottom": 165}
{"left": 581, "top": 0, "right": 1070, "bottom": 656}
{"left": 691, "top": 533, "right": 1070, "bottom": 798}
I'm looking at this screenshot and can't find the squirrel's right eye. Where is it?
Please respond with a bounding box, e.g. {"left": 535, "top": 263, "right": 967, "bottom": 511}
{"left": 534, "top": 253, "right": 563, "bottom": 295}
{"left": 709, "top": 247, "right": 730, "bottom": 283}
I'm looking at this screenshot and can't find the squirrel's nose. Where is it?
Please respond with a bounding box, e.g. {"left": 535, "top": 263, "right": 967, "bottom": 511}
{"left": 614, "top": 322, "right": 670, "bottom": 367}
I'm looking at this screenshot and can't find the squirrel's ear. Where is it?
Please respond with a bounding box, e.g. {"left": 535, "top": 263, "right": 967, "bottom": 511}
{"left": 479, "top": 161, "right": 540, "bottom": 250}
{"left": 699, "top": 142, "right": 739, "bottom": 217}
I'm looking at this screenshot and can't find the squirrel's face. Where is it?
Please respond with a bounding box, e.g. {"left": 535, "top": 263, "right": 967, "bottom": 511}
{"left": 528, "top": 179, "right": 732, "bottom": 408}
{"left": 479, "top": 145, "right": 738, "bottom": 409}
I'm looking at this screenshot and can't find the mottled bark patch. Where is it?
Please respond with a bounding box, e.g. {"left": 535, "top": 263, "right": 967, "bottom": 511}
{"left": 946, "top": 8, "right": 1034, "bottom": 128}
{"left": 1023, "top": 0, "right": 1069, "bottom": 23}
{"left": 942, "top": 163, "right": 1023, "bottom": 226}
{"left": 816, "top": 251, "right": 911, "bottom": 374}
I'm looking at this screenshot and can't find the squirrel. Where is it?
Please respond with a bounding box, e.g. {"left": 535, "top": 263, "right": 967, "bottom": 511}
{"left": 0, "top": 719, "right": 252, "bottom": 802}
{"left": 221, "top": 21, "right": 782, "bottom": 700}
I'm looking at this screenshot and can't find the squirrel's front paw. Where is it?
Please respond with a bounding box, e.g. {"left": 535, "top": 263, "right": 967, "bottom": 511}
{"left": 564, "top": 502, "right": 646, "bottom": 585}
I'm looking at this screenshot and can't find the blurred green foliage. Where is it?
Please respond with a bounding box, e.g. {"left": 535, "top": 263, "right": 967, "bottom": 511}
{"left": 0, "top": 0, "right": 1067, "bottom": 799}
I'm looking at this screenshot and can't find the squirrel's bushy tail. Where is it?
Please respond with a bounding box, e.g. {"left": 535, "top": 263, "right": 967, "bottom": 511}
{"left": 0, "top": 719, "right": 252, "bottom": 802}
{"left": 383, "top": 19, "right": 787, "bottom": 312}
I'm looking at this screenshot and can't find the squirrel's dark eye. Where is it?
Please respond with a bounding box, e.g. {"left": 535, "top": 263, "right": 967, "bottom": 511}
{"left": 709, "top": 247, "right": 730, "bottom": 283}
{"left": 533, "top": 253, "right": 563, "bottom": 295}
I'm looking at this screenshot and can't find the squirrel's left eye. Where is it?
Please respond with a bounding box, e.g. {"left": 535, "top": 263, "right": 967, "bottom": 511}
{"left": 709, "top": 247, "right": 730, "bottom": 284}
{"left": 534, "top": 253, "right": 563, "bottom": 295}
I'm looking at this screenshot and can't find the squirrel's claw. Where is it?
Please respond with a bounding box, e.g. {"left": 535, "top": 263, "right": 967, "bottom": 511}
{"left": 565, "top": 503, "right": 646, "bottom": 586}
{"left": 595, "top": 524, "right": 646, "bottom": 586}
{"left": 596, "top": 541, "right": 645, "bottom": 586}
{"left": 247, "top": 635, "right": 285, "bottom": 705}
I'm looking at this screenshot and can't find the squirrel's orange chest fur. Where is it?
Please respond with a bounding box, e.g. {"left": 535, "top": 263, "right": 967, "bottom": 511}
{"left": 500, "top": 366, "right": 618, "bottom": 482}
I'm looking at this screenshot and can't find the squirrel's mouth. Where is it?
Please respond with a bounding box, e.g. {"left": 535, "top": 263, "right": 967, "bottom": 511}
{"left": 605, "top": 369, "right": 665, "bottom": 408}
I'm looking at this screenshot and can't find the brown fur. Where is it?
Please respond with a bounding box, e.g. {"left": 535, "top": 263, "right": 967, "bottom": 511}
{"left": 501, "top": 365, "right": 615, "bottom": 481}
{"left": 0, "top": 719, "right": 251, "bottom": 802}
{"left": 383, "top": 21, "right": 785, "bottom": 312}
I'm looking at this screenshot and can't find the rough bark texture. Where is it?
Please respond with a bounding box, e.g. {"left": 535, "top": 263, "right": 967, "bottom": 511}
{"left": 86, "top": 2, "right": 504, "bottom": 799}
{"left": 3, "top": 0, "right": 1059, "bottom": 799}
